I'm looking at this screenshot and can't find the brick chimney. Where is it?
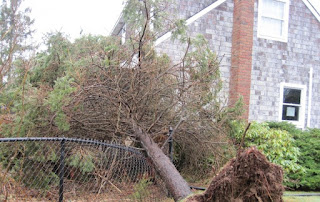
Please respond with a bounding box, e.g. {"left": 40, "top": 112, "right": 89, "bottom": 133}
{"left": 229, "top": 0, "right": 255, "bottom": 120}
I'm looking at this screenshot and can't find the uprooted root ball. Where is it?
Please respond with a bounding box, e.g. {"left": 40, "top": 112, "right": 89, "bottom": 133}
{"left": 187, "top": 147, "right": 284, "bottom": 202}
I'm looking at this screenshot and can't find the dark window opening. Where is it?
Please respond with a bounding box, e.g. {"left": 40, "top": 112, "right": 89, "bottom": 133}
{"left": 282, "top": 88, "right": 302, "bottom": 122}
{"left": 282, "top": 105, "right": 299, "bottom": 121}
{"left": 283, "top": 88, "right": 301, "bottom": 104}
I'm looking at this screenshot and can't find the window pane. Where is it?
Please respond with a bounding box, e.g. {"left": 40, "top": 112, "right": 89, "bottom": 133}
{"left": 260, "top": 17, "right": 283, "bottom": 36}
{"left": 121, "top": 26, "right": 126, "bottom": 44}
{"left": 261, "top": 0, "right": 285, "bottom": 19}
{"left": 282, "top": 105, "right": 299, "bottom": 121}
{"left": 283, "top": 88, "right": 301, "bottom": 104}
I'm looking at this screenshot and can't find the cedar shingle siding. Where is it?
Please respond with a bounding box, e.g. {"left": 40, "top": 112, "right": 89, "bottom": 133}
{"left": 250, "top": 0, "right": 320, "bottom": 128}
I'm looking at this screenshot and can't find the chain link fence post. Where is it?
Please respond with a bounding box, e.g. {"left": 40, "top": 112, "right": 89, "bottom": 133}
{"left": 168, "top": 127, "right": 173, "bottom": 162}
{"left": 59, "top": 138, "right": 65, "bottom": 202}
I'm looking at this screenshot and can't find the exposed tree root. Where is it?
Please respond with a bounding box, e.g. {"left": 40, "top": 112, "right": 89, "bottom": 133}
{"left": 187, "top": 147, "right": 284, "bottom": 202}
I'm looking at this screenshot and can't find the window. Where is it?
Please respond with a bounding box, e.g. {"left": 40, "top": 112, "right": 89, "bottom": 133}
{"left": 279, "top": 83, "right": 306, "bottom": 128}
{"left": 150, "top": 6, "right": 155, "bottom": 31}
{"left": 258, "top": 0, "right": 290, "bottom": 42}
{"left": 121, "top": 24, "right": 126, "bottom": 44}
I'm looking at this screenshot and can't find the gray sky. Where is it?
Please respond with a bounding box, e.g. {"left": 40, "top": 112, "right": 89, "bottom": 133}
{"left": 22, "top": 0, "right": 124, "bottom": 42}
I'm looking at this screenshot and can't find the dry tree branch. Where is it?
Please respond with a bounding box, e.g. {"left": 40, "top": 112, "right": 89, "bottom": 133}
{"left": 239, "top": 122, "right": 251, "bottom": 151}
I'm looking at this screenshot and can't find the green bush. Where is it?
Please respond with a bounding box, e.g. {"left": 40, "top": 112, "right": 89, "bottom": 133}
{"left": 268, "top": 122, "right": 320, "bottom": 190}
{"left": 230, "top": 121, "right": 303, "bottom": 182}
{"left": 267, "top": 121, "right": 303, "bottom": 137}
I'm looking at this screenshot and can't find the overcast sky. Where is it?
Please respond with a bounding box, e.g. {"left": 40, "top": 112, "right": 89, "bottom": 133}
{"left": 22, "top": 0, "right": 124, "bottom": 42}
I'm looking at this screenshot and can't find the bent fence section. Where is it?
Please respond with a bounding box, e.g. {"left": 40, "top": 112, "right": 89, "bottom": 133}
{"left": 0, "top": 137, "right": 169, "bottom": 201}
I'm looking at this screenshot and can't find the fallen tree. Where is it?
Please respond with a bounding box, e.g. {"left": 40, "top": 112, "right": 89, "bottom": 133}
{"left": 1, "top": 0, "right": 242, "bottom": 200}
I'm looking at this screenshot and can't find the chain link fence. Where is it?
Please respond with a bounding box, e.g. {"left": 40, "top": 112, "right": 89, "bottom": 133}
{"left": 0, "top": 137, "right": 170, "bottom": 201}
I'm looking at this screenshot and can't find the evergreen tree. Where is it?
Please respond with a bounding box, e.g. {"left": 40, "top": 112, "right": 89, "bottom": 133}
{"left": 0, "top": 0, "right": 34, "bottom": 86}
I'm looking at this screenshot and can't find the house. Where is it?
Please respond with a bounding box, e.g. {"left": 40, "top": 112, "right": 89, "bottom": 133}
{"left": 111, "top": 0, "right": 320, "bottom": 129}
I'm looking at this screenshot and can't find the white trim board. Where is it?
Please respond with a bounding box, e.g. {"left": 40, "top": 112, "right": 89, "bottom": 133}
{"left": 185, "top": 0, "right": 227, "bottom": 26}
{"left": 303, "top": 0, "right": 320, "bottom": 22}
{"left": 155, "top": 0, "right": 227, "bottom": 46}
{"left": 307, "top": 67, "right": 313, "bottom": 128}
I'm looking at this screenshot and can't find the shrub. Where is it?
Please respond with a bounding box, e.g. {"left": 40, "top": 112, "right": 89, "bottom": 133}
{"left": 267, "top": 121, "right": 303, "bottom": 137}
{"left": 268, "top": 121, "right": 320, "bottom": 190}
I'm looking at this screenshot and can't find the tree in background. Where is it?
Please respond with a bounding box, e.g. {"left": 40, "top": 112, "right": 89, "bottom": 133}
{"left": 1, "top": 0, "right": 243, "bottom": 200}
{"left": 0, "top": 0, "right": 34, "bottom": 87}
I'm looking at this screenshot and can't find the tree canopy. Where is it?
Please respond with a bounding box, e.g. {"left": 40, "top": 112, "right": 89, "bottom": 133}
{"left": 0, "top": 0, "right": 34, "bottom": 86}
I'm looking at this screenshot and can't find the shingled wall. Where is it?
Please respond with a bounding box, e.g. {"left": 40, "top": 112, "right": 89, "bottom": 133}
{"left": 250, "top": 0, "right": 320, "bottom": 128}
{"left": 156, "top": 0, "right": 234, "bottom": 103}
{"left": 132, "top": 0, "right": 320, "bottom": 128}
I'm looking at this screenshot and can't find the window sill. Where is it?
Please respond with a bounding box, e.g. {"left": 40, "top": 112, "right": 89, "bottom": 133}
{"left": 257, "top": 34, "right": 288, "bottom": 43}
{"left": 280, "top": 120, "right": 304, "bottom": 129}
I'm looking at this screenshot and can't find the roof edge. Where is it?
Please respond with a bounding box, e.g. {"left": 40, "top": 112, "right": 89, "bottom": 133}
{"left": 186, "top": 0, "right": 227, "bottom": 26}
{"left": 155, "top": 0, "right": 227, "bottom": 46}
{"left": 110, "top": 1, "right": 128, "bottom": 36}
{"left": 110, "top": 12, "right": 124, "bottom": 36}
{"left": 302, "top": 0, "right": 320, "bottom": 22}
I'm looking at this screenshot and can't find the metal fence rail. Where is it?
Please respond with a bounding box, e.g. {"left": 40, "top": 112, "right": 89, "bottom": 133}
{"left": 0, "top": 137, "right": 169, "bottom": 201}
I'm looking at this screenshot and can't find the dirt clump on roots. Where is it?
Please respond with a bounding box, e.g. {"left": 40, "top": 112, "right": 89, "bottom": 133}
{"left": 187, "top": 147, "right": 284, "bottom": 202}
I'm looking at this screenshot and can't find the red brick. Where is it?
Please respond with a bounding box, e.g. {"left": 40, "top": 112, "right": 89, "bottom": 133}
{"left": 229, "top": 0, "right": 254, "bottom": 120}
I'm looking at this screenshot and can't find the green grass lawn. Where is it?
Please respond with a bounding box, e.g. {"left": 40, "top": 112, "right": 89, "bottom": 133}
{"left": 283, "top": 192, "right": 320, "bottom": 202}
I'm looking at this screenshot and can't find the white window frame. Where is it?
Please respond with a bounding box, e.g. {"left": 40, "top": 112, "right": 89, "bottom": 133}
{"left": 279, "top": 83, "right": 306, "bottom": 128}
{"left": 121, "top": 24, "right": 126, "bottom": 44}
{"left": 150, "top": 6, "right": 155, "bottom": 32}
{"left": 257, "top": 0, "right": 290, "bottom": 42}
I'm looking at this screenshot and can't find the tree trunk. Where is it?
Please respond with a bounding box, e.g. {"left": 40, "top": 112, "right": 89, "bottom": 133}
{"left": 132, "top": 121, "right": 191, "bottom": 201}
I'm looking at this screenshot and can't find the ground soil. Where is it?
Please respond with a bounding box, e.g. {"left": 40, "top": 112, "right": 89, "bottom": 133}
{"left": 187, "top": 147, "right": 284, "bottom": 202}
